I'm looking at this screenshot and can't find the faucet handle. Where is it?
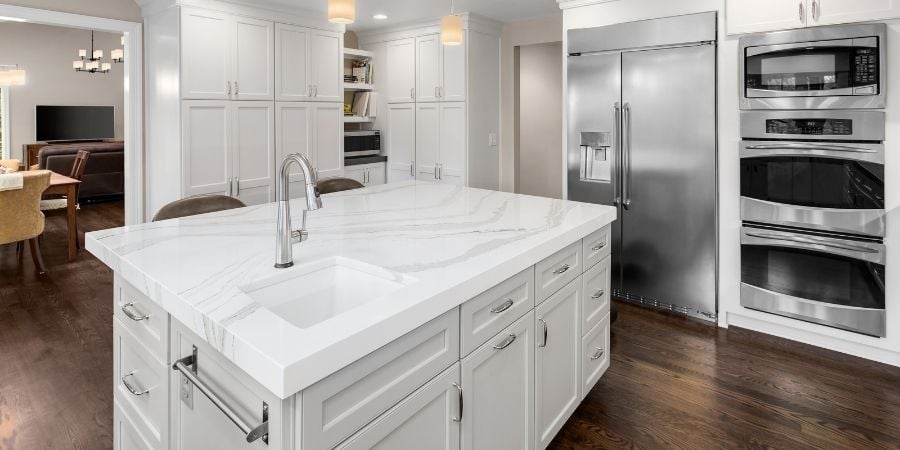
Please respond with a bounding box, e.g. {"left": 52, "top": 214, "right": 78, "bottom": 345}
{"left": 291, "top": 229, "right": 308, "bottom": 243}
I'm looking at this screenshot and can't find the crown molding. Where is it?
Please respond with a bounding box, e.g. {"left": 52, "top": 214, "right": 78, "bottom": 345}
{"left": 139, "top": 0, "right": 344, "bottom": 32}
{"left": 557, "top": 0, "right": 620, "bottom": 10}
{"left": 357, "top": 12, "right": 501, "bottom": 44}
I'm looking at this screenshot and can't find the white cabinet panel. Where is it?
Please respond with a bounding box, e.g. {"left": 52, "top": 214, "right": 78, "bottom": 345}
{"left": 367, "top": 163, "right": 386, "bottom": 185}
{"left": 582, "top": 225, "right": 612, "bottom": 270}
{"left": 441, "top": 42, "right": 466, "bottom": 102}
{"left": 182, "top": 100, "right": 231, "bottom": 197}
{"left": 313, "top": 104, "right": 344, "bottom": 178}
{"left": 275, "top": 102, "right": 312, "bottom": 199}
{"left": 726, "top": 0, "right": 807, "bottom": 34}
{"left": 114, "top": 401, "right": 154, "bottom": 450}
{"left": 535, "top": 241, "right": 582, "bottom": 305}
{"left": 114, "top": 320, "right": 168, "bottom": 449}
{"left": 439, "top": 103, "right": 466, "bottom": 186}
{"left": 460, "top": 266, "right": 534, "bottom": 357}
{"left": 535, "top": 280, "right": 581, "bottom": 449}
{"left": 233, "top": 102, "right": 274, "bottom": 205}
{"left": 233, "top": 17, "right": 273, "bottom": 100}
{"left": 387, "top": 39, "right": 416, "bottom": 103}
{"left": 462, "top": 311, "right": 535, "bottom": 450}
{"left": 416, "top": 35, "right": 441, "bottom": 103}
{"left": 387, "top": 104, "right": 416, "bottom": 182}
{"left": 344, "top": 165, "right": 365, "bottom": 184}
{"left": 581, "top": 314, "right": 611, "bottom": 400}
{"left": 275, "top": 23, "right": 310, "bottom": 101}
{"left": 310, "top": 30, "right": 343, "bottom": 102}
{"left": 582, "top": 256, "right": 611, "bottom": 336}
{"left": 813, "top": 0, "right": 900, "bottom": 25}
{"left": 181, "top": 9, "right": 231, "bottom": 99}
{"left": 415, "top": 103, "right": 440, "bottom": 182}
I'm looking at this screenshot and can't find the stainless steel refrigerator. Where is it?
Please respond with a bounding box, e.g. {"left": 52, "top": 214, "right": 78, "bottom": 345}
{"left": 566, "top": 12, "right": 718, "bottom": 321}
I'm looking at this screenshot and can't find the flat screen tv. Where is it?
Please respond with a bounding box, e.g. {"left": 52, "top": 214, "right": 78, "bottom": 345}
{"left": 35, "top": 105, "right": 115, "bottom": 142}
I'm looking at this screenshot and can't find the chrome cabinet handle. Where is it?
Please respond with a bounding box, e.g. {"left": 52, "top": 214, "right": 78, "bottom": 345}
{"left": 314, "top": 85, "right": 318, "bottom": 97}
{"left": 438, "top": 163, "right": 443, "bottom": 180}
{"left": 226, "top": 81, "right": 232, "bottom": 96}
{"left": 174, "top": 351, "right": 269, "bottom": 444}
{"left": 410, "top": 161, "right": 415, "bottom": 177}
{"left": 799, "top": 1, "right": 804, "bottom": 23}
{"left": 590, "top": 347, "right": 605, "bottom": 360}
{"left": 493, "top": 334, "right": 517, "bottom": 350}
{"left": 410, "top": 87, "right": 415, "bottom": 99}
{"left": 433, "top": 166, "right": 438, "bottom": 180}
{"left": 121, "top": 302, "right": 150, "bottom": 321}
{"left": 434, "top": 86, "right": 439, "bottom": 98}
{"left": 122, "top": 371, "right": 149, "bottom": 396}
{"left": 538, "top": 318, "right": 548, "bottom": 348}
{"left": 227, "top": 177, "right": 233, "bottom": 197}
{"left": 452, "top": 383, "right": 463, "bottom": 422}
{"left": 591, "top": 289, "right": 605, "bottom": 299}
{"left": 553, "top": 264, "right": 571, "bottom": 275}
{"left": 745, "top": 232, "right": 878, "bottom": 254}
{"left": 236, "top": 179, "right": 241, "bottom": 196}
{"left": 591, "top": 241, "right": 607, "bottom": 251}
{"left": 490, "top": 299, "right": 515, "bottom": 314}
{"left": 622, "top": 102, "right": 632, "bottom": 209}
{"left": 234, "top": 81, "right": 239, "bottom": 95}
{"left": 812, "top": 0, "right": 819, "bottom": 21}
{"left": 612, "top": 102, "right": 621, "bottom": 206}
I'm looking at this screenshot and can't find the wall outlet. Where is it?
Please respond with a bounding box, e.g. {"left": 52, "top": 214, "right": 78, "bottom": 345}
{"left": 488, "top": 133, "right": 498, "bottom": 146}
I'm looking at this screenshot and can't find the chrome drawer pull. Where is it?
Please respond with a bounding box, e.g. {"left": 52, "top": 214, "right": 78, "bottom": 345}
{"left": 590, "top": 348, "right": 605, "bottom": 360}
{"left": 121, "top": 302, "right": 150, "bottom": 321}
{"left": 493, "top": 334, "right": 517, "bottom": 350}
{"left": 591, "top": 290, "right": 605, "bottom": 299}
{"left": 537, "top": 318, "right": 548, "bottom": 348}
{"left": 490, "top": 299, "right": 515, "bottom": 314}
{"left": 552, "top": 264, "right": 571, "bottom": 275}
{"left": 591, "top": 242, "right": 607, "bottom": 251}
{"left": 451, "top": 383, "right": 463, "bottom": 422}
{"left": 122, "top": 371, "right": 149, "bottom": 396}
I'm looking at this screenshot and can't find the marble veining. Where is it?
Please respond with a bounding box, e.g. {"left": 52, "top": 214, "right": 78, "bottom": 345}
{"left": 87, "top": 181, "right": 616, "bottom": 397}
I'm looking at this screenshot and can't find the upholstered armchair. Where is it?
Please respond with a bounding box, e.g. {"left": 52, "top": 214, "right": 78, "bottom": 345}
{"left": 0, "top": 170, "right": 51, "bottom": 274}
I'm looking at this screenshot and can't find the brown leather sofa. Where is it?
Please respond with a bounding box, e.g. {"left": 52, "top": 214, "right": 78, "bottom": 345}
{"left": 36, "top": 142, "right": 124, "bottom": 200}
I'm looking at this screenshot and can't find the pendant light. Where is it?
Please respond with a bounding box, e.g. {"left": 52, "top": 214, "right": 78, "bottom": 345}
{"left": 441, "top": 0, "right": 462, "bottom": 46}
{"left": 328, "top": 0, "right": 355, "bottom": 24}
{"left": 73, "top": 31, "right": 110, "bottom": 74}
{"left": 0, "top": 65, "right": 26, "bottom": 86}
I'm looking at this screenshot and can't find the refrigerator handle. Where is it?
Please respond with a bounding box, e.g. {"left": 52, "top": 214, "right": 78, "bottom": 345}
{"left": 622, "top": 102, "right": 632, "bottom": 210}
{"left": 612, "top": 102, "right": 621, "bottom": 207}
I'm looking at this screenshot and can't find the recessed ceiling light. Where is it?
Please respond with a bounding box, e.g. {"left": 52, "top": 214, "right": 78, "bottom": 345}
{"left": 373, "top": 14, "right": 388, "bottom": 20}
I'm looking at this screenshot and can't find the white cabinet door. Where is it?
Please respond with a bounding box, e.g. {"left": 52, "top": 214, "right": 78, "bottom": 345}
{"left": 461, "top": 311, "right": 535, "bottom": 450}
{"left": 416, "top": 35, "right": 441, "bottom": 103}
{"left": 813, "top": 0, "right": 900, "bottom": 25}
{"left": 387, "top": 104, "right": 416, "bottom": 182}
{"left": 726, "top": 0, "right": 807, "bottom": 34}
{"left": 337, "top": 364, "right": 461, "bottom": 450}
{"left": 344, "top": 166, "right": 365, "bottom": 185}
{"left": 535, "top": 280, "right": 581, "bottom": 449}
{"left": 367, "top": 163, "right": 386, "bottom": 185}
{"left": 114, "top": 401, "right": 154, "bottom": 450}
{"left": 441, "top": 42, "right": 466, "bottom": 102}
{"left": 313, "top": 104, "right": 344, "bottom": 178}
{"left": 310, "top": 30, "right": 343, "bottom": 102}
{"left": 275, "top": 102, "right": 312, "bottom": 199}
{"left": 415, "top": 103, "right": 440, "bottom": 182}
{"left": 181, "top": 9, "right": 231, "bottom": 99}
{"left": 232, "top": 102, "right": 274, "bottom": 205}
{"left": 275, "top": 23, "right": 310, "bottom": 101}
{"left": 182, "top": 100, "right": 231, "bottom": 197}
{"left": 232, "top": 17, "right": 273, "bottom": 100}
{"left": 387, "top": 39, "right": 416, "bottom": 103}
{"left": 439, "top": 103, "right": 466, "bottom": 186}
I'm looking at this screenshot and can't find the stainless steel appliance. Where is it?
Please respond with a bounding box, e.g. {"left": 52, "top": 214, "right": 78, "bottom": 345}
{"left": 740, "top": 110, "right": 885, "bottom": 237}
{"left": 567, "top": 12, "right": 718, "bottom": 321}
{"left": 739, "top": 23, "right": 886, "bottom": 110}
{"left": 344, "top": 130, "right": 381, "bottom": 157}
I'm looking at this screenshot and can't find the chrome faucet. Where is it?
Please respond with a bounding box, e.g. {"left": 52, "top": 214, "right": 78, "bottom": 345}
{"left": 275, "top": 153, "right": 322, "bottom": 268}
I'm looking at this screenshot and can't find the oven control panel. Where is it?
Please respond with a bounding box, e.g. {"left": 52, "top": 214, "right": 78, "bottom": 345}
{"left": 765, "top": 118, "right": 853, "bottom": 136}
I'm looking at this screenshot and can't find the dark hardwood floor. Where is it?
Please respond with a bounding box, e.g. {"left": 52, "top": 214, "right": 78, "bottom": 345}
{"left": 2, "top": 201, "right": 900, "bottom": 449}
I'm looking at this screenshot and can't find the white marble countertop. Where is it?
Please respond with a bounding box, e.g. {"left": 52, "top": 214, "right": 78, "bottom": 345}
{"left": 87, "top": 181, "right": 616, "bottom": 398}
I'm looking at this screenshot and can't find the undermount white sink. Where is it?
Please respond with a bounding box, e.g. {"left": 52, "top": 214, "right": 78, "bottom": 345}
{"left": 240, "top": 257, "right": 414, "bottom": 329}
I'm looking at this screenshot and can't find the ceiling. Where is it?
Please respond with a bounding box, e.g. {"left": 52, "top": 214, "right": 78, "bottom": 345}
{"left": 267, "top": 0, "right": 561, "bottom": 31}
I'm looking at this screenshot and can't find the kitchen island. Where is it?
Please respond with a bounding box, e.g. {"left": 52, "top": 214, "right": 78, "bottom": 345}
{"left": 87, "top": 181, "right": 616, "bottom": 449}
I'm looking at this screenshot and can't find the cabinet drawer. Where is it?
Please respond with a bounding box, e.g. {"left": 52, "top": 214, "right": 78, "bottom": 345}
{"left": 460, "top": 267, "right": 534, "bottom": 356}
{"left": 114, "top": 275, "right": 169, "bottom": 363}
{"left": 535, "top": 242, "right": 582, "bottom": 305}
{"left": 582, "top": 225, "right": 611, "bottom": 270}
{"left": 114, "top": 399, "right": 155, "bottom": 450}
{"left": 301, "top": 309, "right": 460, "bottom": 450}
{"left": 582, "top": 256, "right": 611, "bottom": 336}
{"left": 580, "top": 314, "right": 610, "bottom": 400}
{"left": 336, "top": 363, "right": 461, "bottom": 450}
{"left": 113, "top": 319, "right": 168, "bottom": 448}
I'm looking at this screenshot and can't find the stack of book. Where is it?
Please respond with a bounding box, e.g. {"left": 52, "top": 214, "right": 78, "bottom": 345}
{"left": 349, "top": 60, "right": 373, "bottom": 84}
{"left": 350, "top": 91, "right": 377, "bottom": 118}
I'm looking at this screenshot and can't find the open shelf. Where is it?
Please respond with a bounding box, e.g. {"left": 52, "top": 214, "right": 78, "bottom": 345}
{"left": 344, "top": 82, "right": 374, "bottom": 91}
{"left": 343, "top": 116, "right": 373, "bottom": 123}
{"left": 344, "top": 48, "right": 375, "bottom": 60}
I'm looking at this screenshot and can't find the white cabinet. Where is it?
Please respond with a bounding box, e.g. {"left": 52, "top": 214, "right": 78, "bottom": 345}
{"left": 275, "top": 24, "right": 310, "bottom": 101}
{"left": 814, "top": 0, "right": 900, "bottom": 25}
{"left": 114, "top": 401, "right": 155, "bottom": 450}
{"left": 386, "top": 104, "right": 416, "bottom": 182}
{"left": 726, "top": 0, "right": 900, "bottom": 34}
{"left": 415, "top": 103, "right": 440, "bottom": 182}
{"left": 309, "top": 30, "right": 342, "bottom": 102}
{"left": 441, "top": 40, "right": 466, "bottom": 102}
{"left": 461, "top": 311, "right": 535, "bottom": 450}
{"left": 415, "top": 103, "right": 465, "bottom": 185}
{"left": 416, "top": 35, "right": 441, "bottom": 102}
{"left": 181, "top": 9, "right": 273, "bottom": 100}
{"left": 344, "top": 165, "right": 365, "bottom": 185}
{"left": 312, "top": 103, "right": 343, "bottom": 178}
{"left": 387, "top": 39, "right": 416, "bottom": 103}
{"left": 233, "top": 102, "right": 275, "bottom": 205}
{"left": 581, "top": 314, "right": 611, "bottom": 400}
{"left": 344, "top": 162, "right": 385, "bottom": 186}
{"left": 275, "top": 102, "right": 342, "bottom": 186}
{"left": 534, "top": 280, "right": 581, "bottom": 449}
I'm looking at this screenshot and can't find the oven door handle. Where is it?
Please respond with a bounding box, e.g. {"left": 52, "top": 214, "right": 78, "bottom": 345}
{"left": 744, "top": 143, "right": 878, "bottom": 154}
{"left": 744, "top": 231, "right": 880, "bottom": 256}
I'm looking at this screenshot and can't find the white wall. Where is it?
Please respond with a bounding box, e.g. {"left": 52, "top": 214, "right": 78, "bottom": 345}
{"left": 500, "top": 15, "right": 562, "bottom": 193}
{"left": 0, "top": 22, "right": 125, "bottom": 161}
{"left": 2, "top": 0, "right": 142, "bottom": 22}
{"left": 561, "top": 0, "right": 900, "bottom": 367}
{"left": 516, "top": 41, "right": 563, "bottom": 198}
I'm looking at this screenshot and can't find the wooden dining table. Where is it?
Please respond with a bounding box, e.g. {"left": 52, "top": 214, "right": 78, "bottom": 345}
{"left": 45, "top": 171, "right": 81, "bottom": 262}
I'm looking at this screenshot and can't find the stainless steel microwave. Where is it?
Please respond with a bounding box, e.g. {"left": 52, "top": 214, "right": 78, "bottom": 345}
{"left": 344, "top": 130, "right": 381, "bottom": 157}
{"left": 739, "top": 23, "right": 886, "bottom": 110}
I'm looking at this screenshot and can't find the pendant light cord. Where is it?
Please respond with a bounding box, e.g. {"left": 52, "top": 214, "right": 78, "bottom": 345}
{"left": 450, "top": 0, "right": 455, "bottom": 15}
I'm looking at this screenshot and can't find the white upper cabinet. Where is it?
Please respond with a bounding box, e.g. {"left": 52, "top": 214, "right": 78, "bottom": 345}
{"left": 438, "top": 103, "right": 466, "bottom": 186}
{"left": 182, "top": 101, "right": 231, "bottom": 196}
{"left": 441, "top": 41, "right": 466, "bottom": 102}
{"left": 727, "top": 0, "right": 900, "bottom": 34}
{"left": 232, "top": 102, "right": 274, "bottom": 205}
{"left": 232, "top": 17, "right": 274, "bottom": 100}
{"left": 275, "top": 24, "right": 311, "bottom": 101}
{"left": 386, "top": 38, "right": 416, "bottom": 103}
{"left": 416, "top": 35, "right": 441, "bottom": 102}
{"left": 309, "top": 30, "right": 343, "bottom": 102}
{"left": 387, "top": 104, "right": 416, "bottom": 182}
{"left": 812, "top": 0, "right": 900, "bottom": 25}
{"left": 181, "top": 9, "right": 231, "bottom": 99}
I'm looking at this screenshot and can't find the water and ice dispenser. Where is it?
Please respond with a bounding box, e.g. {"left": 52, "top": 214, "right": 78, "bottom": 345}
{"left": 579, "top": 131, "right": 611, "bottom": 182}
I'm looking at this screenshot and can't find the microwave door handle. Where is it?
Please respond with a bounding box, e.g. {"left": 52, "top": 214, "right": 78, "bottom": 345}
{"left": 744, "top": 143, "right": 878, "bottom": 154}
{"left": 744, "top": 231, "right": 880, "bottom": 256}
{"left": 745, "top": 39, "right": 856, "bottom": 57}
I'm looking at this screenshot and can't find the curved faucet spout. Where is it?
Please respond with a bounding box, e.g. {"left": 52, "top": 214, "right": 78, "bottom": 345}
{"left": 275, "top": 153, "right": 323, "bottom": 268}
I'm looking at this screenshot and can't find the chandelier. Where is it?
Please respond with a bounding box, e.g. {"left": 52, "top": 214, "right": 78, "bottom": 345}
{"left": 73, "top": 31, "right": 111, "bottom": 74}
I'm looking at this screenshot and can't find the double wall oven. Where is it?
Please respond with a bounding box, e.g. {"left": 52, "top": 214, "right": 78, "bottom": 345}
{"left": 739, "top": 24, "right": 887, "bottom": 337}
